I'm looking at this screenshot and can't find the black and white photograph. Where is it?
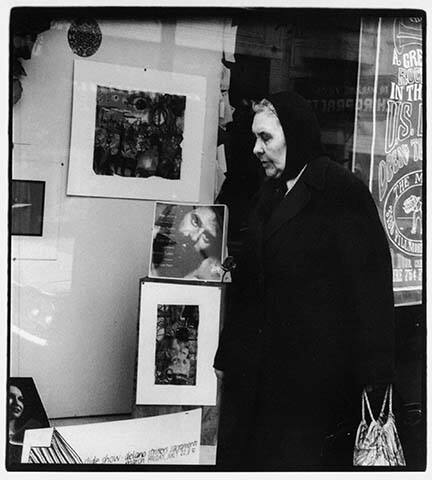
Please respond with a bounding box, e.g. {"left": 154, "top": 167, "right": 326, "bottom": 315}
{"left": 11, "top": 180, "right": 45, "bottom": 236}
{"left": 155, "top": 304, "right": 199, "bottom": 386}
{"left": 93, "top": 86, "right": 186, "bottom": 179}
{"left": 7, "top": 4, "right": 427, "bottom": 474}
{"left": 7, "top": 377, "right": 50, "bottom": 466}
{"left": 150, "top": 202, "right": 227, "bottom": 282}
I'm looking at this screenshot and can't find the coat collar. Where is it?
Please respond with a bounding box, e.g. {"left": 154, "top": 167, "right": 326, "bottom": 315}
{"left": 263, "top": 157, "right": 329, "bottom": 242}
{"left": 301, "top": 155, "right": 329, "bottom": 191}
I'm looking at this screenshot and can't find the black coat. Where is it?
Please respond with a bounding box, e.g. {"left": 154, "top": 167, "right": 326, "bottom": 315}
{"left": 214, "top": 156, "right": 396, "bottom": 466}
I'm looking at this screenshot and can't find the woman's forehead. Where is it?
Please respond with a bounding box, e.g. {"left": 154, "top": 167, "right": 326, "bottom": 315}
{"left": 252, "top": 111, "right": 283, "bottom": 133}
{"left": 10, "top": 385, "right": 23, "bottom": 396}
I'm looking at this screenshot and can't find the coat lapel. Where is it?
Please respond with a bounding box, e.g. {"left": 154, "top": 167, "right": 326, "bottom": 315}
{"left": 264, "top": 179, "right": 311, "bottom": 241}
{"left": 263, "top": 157, "right": 329, "bottom": 242}
{"left": 248, "top": 200, "right": 266, "bottom": 274}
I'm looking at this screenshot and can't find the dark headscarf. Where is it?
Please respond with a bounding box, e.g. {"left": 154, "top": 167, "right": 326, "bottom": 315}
{"left": 266, "top": 91, "right": 325, "bottom": 181}
{"left": 255, "top": 91, "right": 326, "bottom": 220}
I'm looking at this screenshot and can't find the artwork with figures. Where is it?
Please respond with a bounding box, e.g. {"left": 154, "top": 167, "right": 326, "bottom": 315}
{"left": 155, "top": 304, "right": 199, "bottom": 386}
{"left": 136, "top": 281, "right": 221, "bottom": 406}
{"left": 68, "top": 60, "right": 206, "bottom": 201}
{"left": 93, "top": 86, "right": 186, "bottom": 179}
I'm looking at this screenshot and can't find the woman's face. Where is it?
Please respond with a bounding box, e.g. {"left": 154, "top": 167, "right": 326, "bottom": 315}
{"left": 252, "top": 110, "right": 287, "bottom": 179}
{"left": 9, "top": 385, "right": 24, "bottom": 420}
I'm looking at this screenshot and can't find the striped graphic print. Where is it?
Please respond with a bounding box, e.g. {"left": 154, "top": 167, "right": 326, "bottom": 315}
{"left": 28, "top": 428, "right": 83, "bottom": 464}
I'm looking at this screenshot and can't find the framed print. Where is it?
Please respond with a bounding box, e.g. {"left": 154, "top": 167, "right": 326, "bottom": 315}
{"left": 149, "top": 202, "right": 228, "bottom": 282}
{"left": 67, "top": 59, "right": 206, "bottom": 202}
{"left": 11, "top": 180, "right": 45, "bottom": 236}
{"left": 136, "top": 280, "right": 221, "bottom": 406}
{"left": 21, "top": 409, "right": 201, "bottom": 464}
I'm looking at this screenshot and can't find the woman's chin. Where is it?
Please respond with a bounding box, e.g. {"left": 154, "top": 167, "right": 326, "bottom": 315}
{"left": 264, "top": 166, "right": 279, "bottom": 178}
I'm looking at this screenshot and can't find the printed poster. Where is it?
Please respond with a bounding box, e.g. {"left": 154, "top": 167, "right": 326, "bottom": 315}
{"left": 353, "top": 16, "right": 423, "bottom": 306}
{"left": 21, "top": 409, "right": 202, "bottom": 464}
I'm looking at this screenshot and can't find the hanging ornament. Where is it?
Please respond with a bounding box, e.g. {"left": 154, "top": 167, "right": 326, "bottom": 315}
{"left": 68, "top": 18, "right": 102, "bottom": 57}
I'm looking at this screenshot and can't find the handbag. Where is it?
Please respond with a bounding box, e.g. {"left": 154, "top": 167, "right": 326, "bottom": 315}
{"left": 353, "top": 384, "right": 406, "bottom": 466}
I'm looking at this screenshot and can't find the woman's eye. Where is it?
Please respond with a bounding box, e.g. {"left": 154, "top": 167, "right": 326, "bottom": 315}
{"left": 261, "top": 134, "right": 271, "bottom": 143}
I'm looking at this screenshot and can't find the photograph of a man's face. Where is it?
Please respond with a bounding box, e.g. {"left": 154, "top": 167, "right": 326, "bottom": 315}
{"left": 154, "top": 304, "right": 199, "bottom": 386}
{"left": 150, "top": 202, "right": 227, "bottom": 281}
{"left": 93, "top": 86, "right": 186, "bottom": 179}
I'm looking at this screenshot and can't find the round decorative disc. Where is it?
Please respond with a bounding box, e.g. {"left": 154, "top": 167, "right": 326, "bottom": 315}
{"left": 68, "top": 18, "right": 102, "bottom": 57}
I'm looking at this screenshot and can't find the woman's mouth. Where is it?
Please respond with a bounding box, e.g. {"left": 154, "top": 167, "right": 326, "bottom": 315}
{"left": 261, "top": 161, "right": 274, "bottom": 170}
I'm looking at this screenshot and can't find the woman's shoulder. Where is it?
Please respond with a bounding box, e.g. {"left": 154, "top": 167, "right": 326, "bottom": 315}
{"left": 318, "top": 158, "right": 374, "bottom": 206}
{"left": 322, "top": 158, "right": 367, "bottom": 188}
{"left": 10, "top": 417, "right": 45, "bottom": 443}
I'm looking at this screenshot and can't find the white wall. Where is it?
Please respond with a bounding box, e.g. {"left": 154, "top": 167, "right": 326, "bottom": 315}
{"left": 11, "top": 18, "right": 223, "bottom": 418}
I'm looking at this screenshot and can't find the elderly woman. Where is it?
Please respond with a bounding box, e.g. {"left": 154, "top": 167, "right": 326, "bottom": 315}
{"left": 214, "top": 92, "right": 395, "bottom": 467}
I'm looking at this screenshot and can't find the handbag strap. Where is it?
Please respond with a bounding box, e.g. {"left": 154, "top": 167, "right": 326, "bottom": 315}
{"left": 385, "top": 384, "right": 393, "bottom": 416}
{"left": 362, "top": 388, "right": 375, "bottom": 422}
{"left": 378, "top": 385, "right": 390, "bottom": 418}
{"left": 362, "top": 384, "right": 393, "bottom": 422}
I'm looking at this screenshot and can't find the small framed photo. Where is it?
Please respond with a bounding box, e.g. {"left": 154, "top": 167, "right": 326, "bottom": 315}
{"left": 67, "top": 59, "right": 206, "bottom": 202}
{"left": 11, "top": 180, "right": 45, "bottom": 236}
{"left": 11, "top": 146, "right": 63, "bottom": 260}
{"left": 136, "top": 280, "right": 222, "bottom": 406}
{"left": 8, "top": 377, "right": 50, "bottom": 465}
{"left": 149, "top": 202, "right": 228, "bottom": 282}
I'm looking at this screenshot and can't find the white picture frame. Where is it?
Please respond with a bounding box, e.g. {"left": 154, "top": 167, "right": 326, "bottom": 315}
{"left": 136, "top": 280, "right": 221, "bottom": 406}
{"left": 67, "top": 59, "right": 206, "bottom": 202}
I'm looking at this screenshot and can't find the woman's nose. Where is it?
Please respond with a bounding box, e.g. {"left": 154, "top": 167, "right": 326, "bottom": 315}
{"left": 253, "top": 138, "right": 264, "bottom": 156}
